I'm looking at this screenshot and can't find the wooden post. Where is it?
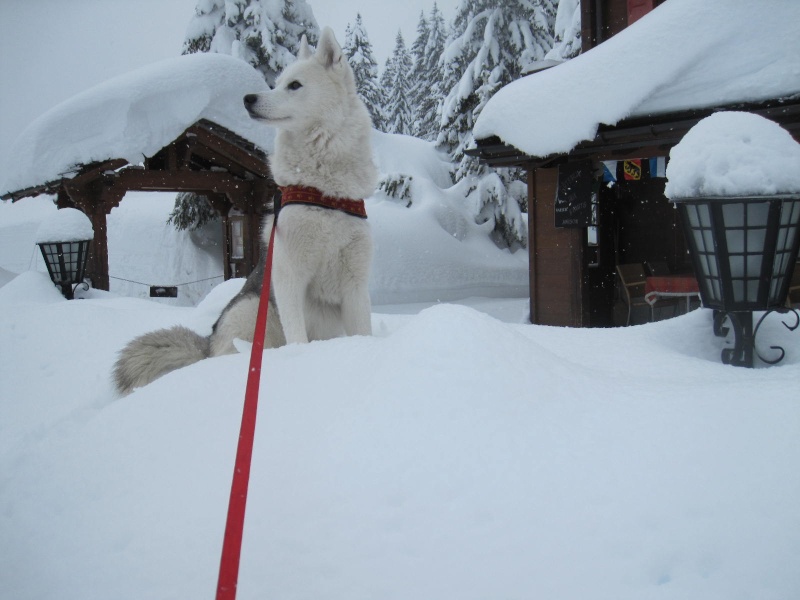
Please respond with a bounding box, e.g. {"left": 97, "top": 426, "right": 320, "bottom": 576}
{"left": 527, "top": 167, "right": 538, "bottom": 324}
{"left": 529, "top": 166, "right": 585, "bottom": 327}
{"left": 63, "top": 180, "right": 124, "bottom": 292}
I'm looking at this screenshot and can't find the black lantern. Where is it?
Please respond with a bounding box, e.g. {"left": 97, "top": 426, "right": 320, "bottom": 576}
{"left": 674, "top": 194, "right": 800, "bottom": 366}
{"left": 37, "top": 239, "right": 92, "bottom": 300}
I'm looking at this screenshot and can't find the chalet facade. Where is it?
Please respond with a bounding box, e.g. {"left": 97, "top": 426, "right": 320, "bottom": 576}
{"left": 469, "top": 0, "right": 800, "bottom": 327}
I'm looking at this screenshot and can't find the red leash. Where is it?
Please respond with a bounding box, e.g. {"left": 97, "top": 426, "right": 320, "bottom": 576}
{"left": 216, "top": 222, "right": 277, "bottom": 600}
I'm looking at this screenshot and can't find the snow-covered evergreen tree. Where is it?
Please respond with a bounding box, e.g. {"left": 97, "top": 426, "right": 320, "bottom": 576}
{"left": 545, "top": 0, "right": 582, "bottom": 61}
{"left": 439, "top": 0, "right": 556, "bottom": 178}
{"left": 437, "top": 0, "right": 556, "bottom": 248}
{"left": 408, "top": 11, "right": 430, "bottom": 130}
{"left": 167, "top": 192, "right": 217, "bottom": 231}
{"left": 343, "top": 14, "right": 383, "bottom": 129}
{"left": 182, "top": 0, "right": 319, "bottom": 87}
{"left": 409, "top": 4, "right": 448, "bottom": 141}
{"left": 176, "top": 0, "right": 319, "bottom": 230}
{"left": 381, "top": 31, "right": 414, "bottom": 136}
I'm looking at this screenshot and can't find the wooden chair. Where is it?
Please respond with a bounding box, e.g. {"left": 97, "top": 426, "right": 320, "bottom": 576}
{"left": 616, "top": 263, "right": 679, "bottom": 325}
{"left": 646, "top": 261, "right": 670, "bottom": 276}
{"left": 617, "top": 263, "right": 650, "bottom": 326}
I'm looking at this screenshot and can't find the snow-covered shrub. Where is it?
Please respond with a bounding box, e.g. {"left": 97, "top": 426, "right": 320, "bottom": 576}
{"left": 470, "top": 171, "right": 527, "bottom": 251}
{"left": 378, "top": 174, "right": 414, "bottom": 207}
{"left": 167, "top": 192, "right": 219, "bottom": 231}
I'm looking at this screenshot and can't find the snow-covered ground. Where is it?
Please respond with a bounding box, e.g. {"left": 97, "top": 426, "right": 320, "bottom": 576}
{"left": 1, "top": 6, "right": 799, "bottom": 595}
{"left": 2, "top": 257, "right": 799, "bottom": 600}
{"left": 2, "top": 167, "right": 799, "bottom": 600}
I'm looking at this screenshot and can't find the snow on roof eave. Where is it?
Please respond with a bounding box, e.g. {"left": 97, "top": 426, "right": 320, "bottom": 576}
{"left": 0, "top": 53, "right": 274, "bottom": 197}
{"left": 472, "top": 0, "right": 800, "bottom": 160}
{"left": 469, "top": 96, "right": 800, "bottom": 168}
{"left": 1, "top": 118, "right": 271, "bottom": 202}
{"left": 1, "top": 157, "right": 128, "bottom": 202}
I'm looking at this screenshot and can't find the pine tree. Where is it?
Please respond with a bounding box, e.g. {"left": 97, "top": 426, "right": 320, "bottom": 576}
{"left": 381, "top": 31, "right": 414, "bottom": 135}
{"left": 182, "top": 0, "right": 320, "bottom": 87}
{"left": 411, "top": 4, "right": 448, "bottom": 141}
{"left": 176, "top": 0, "right": 320, "bottom": 230}
{"left": 343, "top": 14, "right": 383, "bottom": 129}
{"left": 379, "top": 54, "right": 396, "bottom": 127}
{"left": 408, "top": 11, "right": 430, "bottom": 132}
{"left": 167, "top": 192, "right": 217, "bottom": 231}
{"left": 436, "top": 0, "right": 556, "bottom": 248}
{"left": 545, "top": 0, "right": 582, "bottom": 61}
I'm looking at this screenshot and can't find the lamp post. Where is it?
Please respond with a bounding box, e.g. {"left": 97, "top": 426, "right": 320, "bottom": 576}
{"left": 666, "top": 111, "right": 800, "bottom": 367}
{"left": 672, "top": 195, "right": 800, "bottom": 366}
{"left": 35, "top": 208, "right": 94, "bottom": 300}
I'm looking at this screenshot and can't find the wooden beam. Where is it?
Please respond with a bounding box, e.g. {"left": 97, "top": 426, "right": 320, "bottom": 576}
{"left": 187, "top": 123, "right": 270, "bottom": 178}
{"left": 184, "top": 143, "right": 251, "bottom": 180}
{"left": 111, "top": 168, "right": 258, "bottom": 195}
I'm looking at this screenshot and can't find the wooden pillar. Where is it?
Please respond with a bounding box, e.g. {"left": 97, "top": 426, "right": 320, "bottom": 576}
{"left": 247, "top": 206, "right": 262, "bottom": 273}
{"left": 63, "top": 181, "right": 124, "bottom": 291}
{"left": 527, "top": 168, "right": 538, "bottom": 324}
{"left": 227, "top": 181, "right": 273, "bottom": 278}
{"left": 529, "top": 166, "right": 585, "bottom": 327}
{"left": 206, "top": 193, "right": 232, "bottom": 280}
{"left": 85, "top": 208, "right": 111, "bottom": 291}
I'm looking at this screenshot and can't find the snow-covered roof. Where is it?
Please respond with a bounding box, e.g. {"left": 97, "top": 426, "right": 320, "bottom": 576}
{"left": 473, "top": 0, "right": 800, "bottom": 159}
{"left": 1, "top": 53, "right": 274, "bottom": 196}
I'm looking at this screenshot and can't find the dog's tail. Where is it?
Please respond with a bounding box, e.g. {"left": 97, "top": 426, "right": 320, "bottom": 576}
{"left": 113, "top": 326, "right": 210, "bottom": 396}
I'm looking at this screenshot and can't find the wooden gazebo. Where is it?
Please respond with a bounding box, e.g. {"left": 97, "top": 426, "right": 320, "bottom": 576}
{"left": 2, "top": 119, "right": 276, "bottom": 290}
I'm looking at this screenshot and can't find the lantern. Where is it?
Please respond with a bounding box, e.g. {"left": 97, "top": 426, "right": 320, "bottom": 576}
{"left": 35, "top": 208, "right": 94, "bottom": 300}
{"left": 673, "top": 195, "right": 800, "bottom": 366}
{"left": 666, "top": 111, "right": 800, "bottom": 367}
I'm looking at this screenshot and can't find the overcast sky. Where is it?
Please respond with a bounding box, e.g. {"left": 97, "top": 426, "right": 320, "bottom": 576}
{"left": 0, "top": 0, "right": 459, "bottom": 177}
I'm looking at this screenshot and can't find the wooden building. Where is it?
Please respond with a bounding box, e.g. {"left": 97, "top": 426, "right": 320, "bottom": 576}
{"left": 468, "top": 0, "right": 800, "bottom": 327}
{"left": 2, "top": 119, "right": 276, "bottom": 290}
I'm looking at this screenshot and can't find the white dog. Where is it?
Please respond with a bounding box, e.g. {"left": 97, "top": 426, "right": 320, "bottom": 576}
{"left": 113, "top": 27, "right": 377, "bottom": 395}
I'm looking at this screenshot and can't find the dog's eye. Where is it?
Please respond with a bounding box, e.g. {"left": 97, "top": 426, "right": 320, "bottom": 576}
{"left": 287, "top": 80, "right": 303, "bottom": 91}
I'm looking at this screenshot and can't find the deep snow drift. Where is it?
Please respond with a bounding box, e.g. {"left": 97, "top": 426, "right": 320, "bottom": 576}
{"left": 1, "top": 267, "right": 799, "bottom": 600}
{"left": 1, "top": 142, "right": 799, "bottom": 598}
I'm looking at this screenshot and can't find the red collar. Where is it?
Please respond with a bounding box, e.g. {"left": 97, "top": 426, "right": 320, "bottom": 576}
{"left": 279, "top": 185, "right": 367, "bottom": 219}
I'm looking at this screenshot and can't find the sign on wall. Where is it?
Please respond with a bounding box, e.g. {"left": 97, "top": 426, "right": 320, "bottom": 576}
{"left": 555, "top": 161, "right": 593, "bottom": 228}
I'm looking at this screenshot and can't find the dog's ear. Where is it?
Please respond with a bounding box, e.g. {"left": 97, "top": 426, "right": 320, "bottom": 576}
{"left": 315, "top": 27, "right": 344, "bottom": 70}
{"left": 298, "top": 34, "right": 312, "bottom": 60}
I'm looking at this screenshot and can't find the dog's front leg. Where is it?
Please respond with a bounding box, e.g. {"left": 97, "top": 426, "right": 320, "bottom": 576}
{"left": 341, "top": 286, "right": 372, "bottom": 337}
{"left": 272, "top": 265, "right": 309, "bottom": 345}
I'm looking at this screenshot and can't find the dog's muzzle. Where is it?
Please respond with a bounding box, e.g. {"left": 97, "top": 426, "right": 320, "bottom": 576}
{"left": 243, "top": 94, "right": 260, "bottom": 117}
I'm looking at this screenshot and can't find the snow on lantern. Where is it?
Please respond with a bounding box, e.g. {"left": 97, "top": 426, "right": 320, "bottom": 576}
{"left": 666, "top": 111, "right": 800, "bottom": 367}
{"left": 35, "top": 207, "right": 94, "bottom": 300}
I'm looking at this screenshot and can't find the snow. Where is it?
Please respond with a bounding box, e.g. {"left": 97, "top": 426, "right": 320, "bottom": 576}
{"left": 1, "top": 245, "right": 799, "bottom": 599}
{"left": 1, "top": 6, "right": 800, "bottom": 597}
{"left": 665, "top": 112, "right": 800, "bottom": 199}
{"left": 473, "top": 0, "right": 800, "bottom": 158}
{"left": 0, "top": 53, "right": 273, "bottom": 196}
{"left": 2, "top": 134, "right": 799, "bottom": 600}
{"left": 34, "top": 207, "right": 94, "bottom": 243}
